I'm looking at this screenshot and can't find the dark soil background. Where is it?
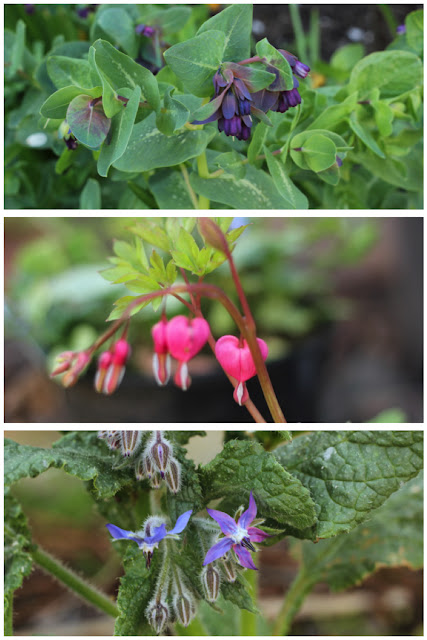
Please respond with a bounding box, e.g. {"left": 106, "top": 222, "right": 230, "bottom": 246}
{"left": 252, "top": 4, "right": 422, "bottom": 59}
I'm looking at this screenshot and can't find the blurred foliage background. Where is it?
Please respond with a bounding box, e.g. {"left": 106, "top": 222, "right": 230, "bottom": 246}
{"left": 6, "top": 430, "right": 423, "bottom": 636}
{"left": 4, "top": 216, "right": 423, "bottom": 423}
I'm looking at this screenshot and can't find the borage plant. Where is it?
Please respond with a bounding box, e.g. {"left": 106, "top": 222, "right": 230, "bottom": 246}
{"left": 5, "top": 4, "right": 423, "bottom": 209}
{"left": 4, "top": 430, "right": 423, "bottom": 635}
{"left": 50, "top": 217, "right": 287, "bottom": 424}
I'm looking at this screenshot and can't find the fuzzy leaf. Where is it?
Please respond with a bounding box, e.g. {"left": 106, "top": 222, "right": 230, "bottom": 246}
{"left": 200, "top": 440, "right": 317, "bottom": 531}
{"left": 291, "top": 470, "right": 423, "bottom": 591}
{"left": 4, "top": 434, "right": 135, "bottom": 498}
{"left": 274, "top": 430, "right": 423, "bottom": 539}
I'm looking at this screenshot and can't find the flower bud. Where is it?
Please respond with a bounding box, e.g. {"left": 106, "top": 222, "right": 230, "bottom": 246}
{"left": 135, "top": 455, "right": 145, "bottom": 481}
{"left": 149, "top": 472, "right": 162, "bottom": 489}
{"left": 221, "top": 555, "right": 237, "bottom": 583}
{"left": 50, "top": 351, "right": 75, "bottom": 377}
{"left": 173, "top": 593, "right": 195, "bottom": 628}
{"left": 120, "top": 431, "right": 142, "bottom": 457}
{"left": 201, "top": 565, "right": 220, "bottom": 602}
{"left": 152, "top": 318, "right": 171, "bottom": 386}
{"left": 146, "top": 599, "right": 169, "bottom": 634}
{"left": 144, "top": 455, "right": 154, "bottom": 479}
{"left": 94, "top": 351, "right": 113, "bottom": 393}
{"left": 165, "top": 457, "right": 181, "bottom": 494}
{"left": 103, "top": 339, "right": 131, "bottom": 395}
{"left": 106, "top": 430, "right": 121, "bottom": 450}
{"left": 150, "top": 433, "right": 171, "bottom": 475}
{"left": 62, "top": 352, "right": 90, "bottom": 387}
{"left": 198, "top": 218, "right": 229, "bottom": 254}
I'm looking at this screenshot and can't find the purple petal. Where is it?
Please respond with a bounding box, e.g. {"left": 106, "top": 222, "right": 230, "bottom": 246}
{"left": 192, "top": 112, "right": 220, "bottom": 125}
{"left": 206, "top": 508, "right": 238, "bottom": 536}
{"left": 168, "top": 510, "right": 192, "bottom": 535}
{"left": 238, "top": 491, "right": 257, "bottom": 529}
{"left": 248, "top": 526, "right": 270, "bottom": 542}
{"left": 222, "top": 91, "right": 237, "bottom": 119}
{"left": 203, "top": 537, "right": 234, "bottom": 566}
{"left": 145, "top": 523, "right": 167, "bottom": 544}
{"left": 106, "top": 524, "right": 144, "bottom": 545}
{"left": 234, "top": 544, "right": 258, "bottom": 570}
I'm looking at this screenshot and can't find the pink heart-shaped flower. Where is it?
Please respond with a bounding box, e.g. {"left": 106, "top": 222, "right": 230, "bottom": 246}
{"left": 166, "top": 315, "right": 210, "bottom": 363}
{"left": 215, "top": 335, "right": 268, "bottom": 382}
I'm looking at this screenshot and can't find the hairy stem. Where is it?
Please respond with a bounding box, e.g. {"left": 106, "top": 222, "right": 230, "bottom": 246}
{"left": 31, "top": 547, "right": 119, "bottom": 618}
{"left": 196, "top": 151, "right": 211, "bottom": 209}
{"left": 272, "top": 569, "right": 315, "bottom": 635}
{"left": 240, "top": 568, "right": 258, "bottom": 635}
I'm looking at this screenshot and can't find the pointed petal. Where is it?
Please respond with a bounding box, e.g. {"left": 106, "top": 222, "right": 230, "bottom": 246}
{"left": 145, "top": 523, "right": 167, "bottom": 544}
{"left": 206, "top": 508, "right": 238, "bottom": 536}
{"left": 222, "top": 91, "right": 237, "bottom": 119}
{"left": 168, "top": 510, "right": 192, "bottom": 535}
{"left": 106, "top": 524, "right": 144, "bottom": 545}
{"left": 238, "top": 491, "right": 257, "bottom": 529}
{"left": 203, "top": 537, "right": 234, "bottom": 566}
{"left": 234, "top": 544, "right": 258, "bottom": 570}
{"left": 248, "top": 527, "right": 271, "bottom": 542}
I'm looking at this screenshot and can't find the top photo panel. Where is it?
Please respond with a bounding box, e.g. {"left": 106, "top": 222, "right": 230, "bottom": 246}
{"left": 5, "top": 3, "right": 423, "bottom": 210}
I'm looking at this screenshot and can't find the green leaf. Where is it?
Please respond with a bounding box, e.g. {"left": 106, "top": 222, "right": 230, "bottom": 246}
{"left": 190, "top": 164, "right": 295, "bottom": 209}
{"left": 97, "top": 8, "right": 138, "bottom": 58}
{"left": 349, "top": 50, "right": 423, "bottom": 98}
{"left": 129, "top": 220, "right": 170, "bottom": 251}
{"left": 67, "top": 94, "right": 111, "bottom": 149}
{"left": 197, "top": 4, "right": 253, "bottom": 62}
{"left": 222, "top": 62, "right": 275, "bottom": 92}
{"left": 113, "top": 113, "right": 212, "bottom": 172}
{"left": 93, "top": 39, "right": 160, "bottom": 113}
{"left": 10, "top": 19, "right": 26, "bottom": 74}
{"left": 40, "top": 85, "right": 102, "bottom": 119}
{"left": 330, "top": 43, "right": 365, "bottom": 71}
{"left": 372, "top": 100, "right": 394, "bottom": 137}
{"left": 215, "top": 151, "right": 246, "bottom": 179}
{"left": 290, "top": 129, "right": 349, "bottom": 170}
{"left": 4, "top": 434, "right": 135, "bottom": 499}
{"left": 292, "top": 470, "right": 423, "bottom": 591}
{"left": 405, "top": 10, "right": 423, "bottom": 54}
{"left": 264, "top": 148, "right": 308, "bottom": 209}
{"left": 274, "top": 430, "right": 423, "bottom": 539}
{"left": 149, "top": 6, "right": 192, "bottom": 33}
{"left": 301, "top": 133, "right": 337, "bottom": 171}
{"left": 163, "top": 31, "right": 226, "bottom": 97}
{"left": 80, "top": 178, "right": 101, "bottom": 209}
{"left": 247, "top": 122, "right": 269, "bottom": 164}
{"left": 4, "top": 489, "right": 34, "bottom": 626}
{"left": 367, "top": 408, "right": 406, "bottom": 423}
{"left": 308, "top": 92, "right": 358, "bottom": 130}
{"left": 156, "top": 87, "right": 190, "bottom": 136}
{"left": 97, "top": 86, "right": 141, "bottom": 177}
{"left": 256, "top": 38, "right": 293, "bottom": 91}
{"left": 47, "top": 55, "right": 94, "bottom": 90}
{"left": 200, "top": 440, "right": 317, "bottom": 531}
{"left": 149, "top": 168, "right": 196, "bottom": 209}
{"left": 348, "top": 113, "right": 385, "bottom": 158}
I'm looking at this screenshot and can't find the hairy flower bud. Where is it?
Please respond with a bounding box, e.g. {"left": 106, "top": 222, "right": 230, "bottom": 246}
{"left": 144, "top": 455, "right": 154, "bottom": 479}
{"left": 165, "top": 457, "right": 181, "bottom": 494}
{"left": 106, "top": 430, "right": 121, "bottom": 450}
{"left": 150, "top": 472, "right": 162, "bottom": 489}
{"left": 120, "top": 431, "right": 142, "bottom": 457}
{"left": 221, "top": 555, "right": 237, "bottom": 583}
{"left": 146, "top": 599, "right": 169, "bottom": 634}
{"left": 201, "top": 565, "right": 220, "bottom": 602}
{"left": 135, "top": 455, "right": 145, "bottom": 481}
{"left": 173, "top": 593, "right": 195, "bottom": 627}
{"left": 150, "top": 432, "right": 171, "bottom": 475}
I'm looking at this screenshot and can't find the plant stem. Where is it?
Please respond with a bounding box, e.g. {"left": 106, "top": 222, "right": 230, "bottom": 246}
{"left": 31, "top": 546, "right": 119, "bottom": 619}
{"left": 272, "top": 569, "right": 315, "bottom": 636}
{"left": 196, "top": 151, "right": 211, "bottom": 209}
{"left": 180, "top": 163, "right": 199, "bottom": 209}
{"left": 378, "top": 4, "right": 398, "bottom": 36}
{"left": 178, "top": 617, "right": 207, "bottom": 635}
{"left": 289, "top": 4, "right": 308, "bottom": 64}
{"left": 240, "top": 569, "right": 258, "bottom": 635}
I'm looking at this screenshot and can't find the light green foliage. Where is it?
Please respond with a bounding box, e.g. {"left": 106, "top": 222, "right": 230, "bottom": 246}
{"left": 274, "top": 431, "right": 423, "bottom": 539}
{"left": 80, "top": 178, "right": 102, "bottom": 209}
{"left": 349, "top": 50, "right": 423, "bottom": 98}
{"left": 291, "top": 470, "right": 423, "bottom": 591}
{"left": 200, "top": 440, "right": 317, "bottom": 531}
{"left": 197, "top": 4, "right": 253, "bottom": 62}
{"left": 263, "top": 147, "right": 308, "bottom": 208}
{"left": 47, "top": 55, "right": 95, "bottom": 90}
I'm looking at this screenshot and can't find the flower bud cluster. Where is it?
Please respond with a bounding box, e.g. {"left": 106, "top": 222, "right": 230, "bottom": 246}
{"left": 135, "top": 431, "right": 181, "bottom": 494}
{"left": 98, "top": 430, "right": 142, "bottom": 457}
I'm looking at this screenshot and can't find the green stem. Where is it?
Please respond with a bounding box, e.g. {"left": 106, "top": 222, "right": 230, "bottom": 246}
{"left": 196, "top": 151, "right": 211, "bottom": 209}
{"left": 180, "top": 163, "right": 199, "bottom": 210}
{"left": 240, "top": 569, "right": 258, "bottom": 635}
{"left": 272, "top": 568, "right": 315, "bottom": 636}
{"left": 378, "top": 4, "right": 398, "bottom": 36}
{"left": 289, "top": 4, "right": 308, "bottom": 63}
{"left": 31, "top": 547, "right": 119, "bottom": 619}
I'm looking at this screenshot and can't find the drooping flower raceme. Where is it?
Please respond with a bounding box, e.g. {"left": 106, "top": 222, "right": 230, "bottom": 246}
{"left": 106, "top": 510, "right": 192, "bottom": 568}
{"left": 215, "top": 335, "right": 268, "bottom": 405}
{"left": 203, "top": 491, "right": 269, "bottom": 570}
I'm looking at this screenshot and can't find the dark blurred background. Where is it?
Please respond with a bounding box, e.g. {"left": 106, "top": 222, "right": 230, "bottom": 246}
{"left": 6, "top": 431, "right": 423, "bottom": 636}
{"left": 4, "top": 216, "right": 423, "bottom": 423}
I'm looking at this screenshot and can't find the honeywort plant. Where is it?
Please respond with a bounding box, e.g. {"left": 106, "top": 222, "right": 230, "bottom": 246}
{"left": 4, "top": 430, "right": 423, "bottom": 636}
{"left": 51, "top": 217, "right": 287, "bottom": 423}
{"left": 5, "top": 4, "right": 423, "bottom": 209}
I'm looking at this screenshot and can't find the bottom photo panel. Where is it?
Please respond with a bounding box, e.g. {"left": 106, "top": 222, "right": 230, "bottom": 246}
{"left": 5, "top": 429, "right": 423, "bottom": 637}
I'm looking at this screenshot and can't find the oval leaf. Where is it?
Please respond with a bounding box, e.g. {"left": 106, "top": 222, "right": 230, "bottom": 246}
{"left": 67, "top": 94, "right": 111, "bottom": 149}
